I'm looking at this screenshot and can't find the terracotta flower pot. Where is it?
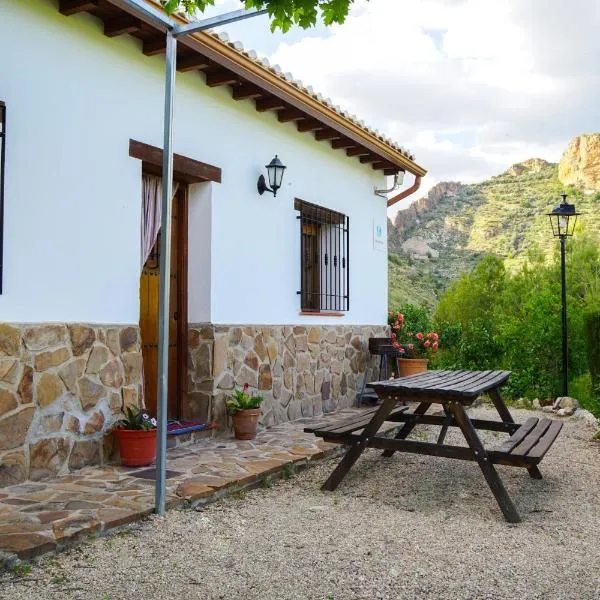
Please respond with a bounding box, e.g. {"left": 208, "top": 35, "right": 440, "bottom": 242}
{"left": 114, "top": 428, "right": 157, "bottom": 467}
{"left": 231, "top": 408, "right": 261, "bottom": 440}
{"left": 398, "top": 358, "right": 429, "bottom": 378}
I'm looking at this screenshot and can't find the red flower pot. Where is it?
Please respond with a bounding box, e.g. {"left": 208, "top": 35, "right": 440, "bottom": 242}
{"left": 114, "top": 428, "right": 157, "bottom": 467}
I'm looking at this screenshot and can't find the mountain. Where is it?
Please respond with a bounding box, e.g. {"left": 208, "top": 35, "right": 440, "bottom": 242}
{"left": 388, "top": 134, "right": 600, "bottom": 310}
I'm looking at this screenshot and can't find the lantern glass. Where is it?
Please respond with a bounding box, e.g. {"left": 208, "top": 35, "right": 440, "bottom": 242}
{"left": 548, "top": 197, "right": 579, "bottom": 238}
{"left": 266, "top": 155, "right": 286, "bottom": 191}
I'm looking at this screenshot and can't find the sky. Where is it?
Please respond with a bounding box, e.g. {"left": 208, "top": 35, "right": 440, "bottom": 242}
{"left": 200, "top": 0, "right": 600, "bottom": 214}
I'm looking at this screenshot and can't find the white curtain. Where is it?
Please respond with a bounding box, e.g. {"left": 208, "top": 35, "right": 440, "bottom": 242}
{"left": 141, "top": 174, "right": 179, "bottom": 268}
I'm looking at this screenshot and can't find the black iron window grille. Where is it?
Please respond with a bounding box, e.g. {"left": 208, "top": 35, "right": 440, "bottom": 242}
{"left": 0, "top": 101, "right": 5, "bottom": 294}
{"left": 295, "top": 198, "right": 349, "bottom": 312}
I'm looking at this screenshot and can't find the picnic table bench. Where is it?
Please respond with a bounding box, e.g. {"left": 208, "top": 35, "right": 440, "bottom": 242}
{"left": 305, "top": 370, "right": 563, "bottom": 523}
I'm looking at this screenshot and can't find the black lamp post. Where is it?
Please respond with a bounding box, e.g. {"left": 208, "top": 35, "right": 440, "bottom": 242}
{"left": 547, "top": 194, "right": 579, "bottom": 396}
{"left": 257, "top": 155, "right": 287, "bottom": 197}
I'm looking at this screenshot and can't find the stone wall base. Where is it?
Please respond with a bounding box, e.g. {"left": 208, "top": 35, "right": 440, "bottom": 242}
{"left": 0, "top": 323, "right": 143, "bottom": 487}
{"left": 187, "top": 324, "right": 388, "bottom": 432}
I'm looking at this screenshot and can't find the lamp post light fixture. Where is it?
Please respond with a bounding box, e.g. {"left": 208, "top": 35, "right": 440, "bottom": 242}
{"left": 257, "top": 155, "right": 287, "bottom": 196}
{"left": 547, "top": 193, "right": 579, "bottom": 397}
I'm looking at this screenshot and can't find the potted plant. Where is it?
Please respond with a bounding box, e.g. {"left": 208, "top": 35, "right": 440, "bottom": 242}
{"left": 114, "top": 407, "right": 157, "bottom": 467}
{"left": 227, "top": 384, "right": 264, "bottom": 440}
{"left": 389, "top": 312, "right": 439, "bottom": 377}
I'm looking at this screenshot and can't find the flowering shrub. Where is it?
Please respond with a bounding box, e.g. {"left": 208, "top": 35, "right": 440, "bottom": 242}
{"left": 388, "top": 311, "right": 439, "bottom": 359}
{"left": 227, "top": 384, "right": 264, "bottom": 414}
{"left": 117, "top": 407, "right": 157, "bottom": 431}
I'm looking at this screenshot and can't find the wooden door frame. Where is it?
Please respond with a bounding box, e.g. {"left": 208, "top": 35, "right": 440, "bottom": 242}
{"left": 175, "top": 185, "right": 189, "bottom": 420}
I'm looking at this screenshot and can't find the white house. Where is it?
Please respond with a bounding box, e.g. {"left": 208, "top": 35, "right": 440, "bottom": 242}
{"left": 0, "top": 0, "right": 427, "bottom": 484}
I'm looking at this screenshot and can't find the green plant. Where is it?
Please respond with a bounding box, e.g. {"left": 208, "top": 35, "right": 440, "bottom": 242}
{"left": 51, "top": 574, "right": 68, "bottom": 585}
{"left": 283, "top": 463, "right": 294, "bottom": 480}
{"left": 117, "top": 407, "right": 156, "bottom": 431}
{"left": 161, "top": 0, "right": 355, "bottom": 32}
{"left": 388, "top": 310, "right": 439, "bottom": 359}
{"left": 584, "top": 310, "right": 600, "bottom": 391}
{"left": 12, "top": 563, "right": 32, "bottom": 577}
{"left": 226, "top": 384, "right": 264, "bottom": 414}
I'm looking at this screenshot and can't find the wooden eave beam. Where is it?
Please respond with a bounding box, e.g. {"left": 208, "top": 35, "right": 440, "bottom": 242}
{"left": 277, "top": 108, "right": 305, "bottom": 123}
{"left": 205, "top": 68, "right": 239, "bottom": 87}
{"left": 315, "top": 129, "right": 342, "bottom": 141}
{"left": 232, "top": 83, "right": 262, "bottom": 100}
{"left": 177, "top": 54, "right": 212, "bottom": 72}
{"left": 297, "top": 119, "right": 325, "bottom": 132}
{"left": 360, "top": 155, "right": 377, "bottom": 164}
{"left": 372, "top": 161, "right": 393, "bottom": 171}
{"left": 59, "top": 0, "right": 98, "bottom": 15}
{"left": 384, "top": 168, "right": 399, "bottom": 176}
{"left": 346, "top": 147, "right": 371, "bottom": 157}
{"left": 255, "top": 96, "right": 286, "bottom": 112}
{"left": 143, "top": 36, "right": 167, "bottom": 56}
{"left": 103, "top": 14, "right": 142, "bottom": 37}
{"left": 331, "top": 138, "right": 357, "bottom": 149}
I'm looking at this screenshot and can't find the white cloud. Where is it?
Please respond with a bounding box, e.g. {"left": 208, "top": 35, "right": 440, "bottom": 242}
{"left": 255, "top": 0, "right": 600, "bottom": 216}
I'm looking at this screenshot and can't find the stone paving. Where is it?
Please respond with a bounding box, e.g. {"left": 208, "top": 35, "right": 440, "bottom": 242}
{"left": 0, "top": 407, "right": 391, "bottom": 563}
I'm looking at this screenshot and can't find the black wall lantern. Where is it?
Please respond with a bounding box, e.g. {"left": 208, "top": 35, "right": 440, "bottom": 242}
{"left": 257, "top": 155, "right": 286, "bottom": 197}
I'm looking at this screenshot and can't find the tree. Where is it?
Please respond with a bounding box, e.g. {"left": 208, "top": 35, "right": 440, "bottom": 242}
{"left": 162, "top": 0, "right": 356, "bottom": 31}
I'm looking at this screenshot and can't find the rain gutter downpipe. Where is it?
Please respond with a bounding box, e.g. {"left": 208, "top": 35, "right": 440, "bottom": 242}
{"left": 387, "top": 175, "right": 422, "bottom": 208}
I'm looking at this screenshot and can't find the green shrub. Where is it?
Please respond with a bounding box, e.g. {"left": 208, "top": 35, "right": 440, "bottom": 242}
{"left": 570, "top": 373, "right": 600, "bottom": 418}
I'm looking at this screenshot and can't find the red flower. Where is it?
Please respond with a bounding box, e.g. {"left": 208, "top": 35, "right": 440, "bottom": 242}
{"left": 391, "top": 333, "right": 397, "bottom": 340}
{"left": 408, "top": 344, "right": 414, "bottom": 351}
{"left": 433, "top": 341, "right": 439, "bottom": 351}
{"left": 416, "top": 332, "right": 424, "bottom": 341}
{"left": 424, "top": 340, "right": 431, "bottom": 348}
{"left": 243, "top": 383, "right": 249, "bottom": 391}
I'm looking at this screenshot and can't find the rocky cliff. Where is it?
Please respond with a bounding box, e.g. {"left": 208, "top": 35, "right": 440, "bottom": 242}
{"left": 388, "top": 134, "right": 600, "bottom": 310}
{"left": 558, "top": 134, "right": 600, "bottom": 192}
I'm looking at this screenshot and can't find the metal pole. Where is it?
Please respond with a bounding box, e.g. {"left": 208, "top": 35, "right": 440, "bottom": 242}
{"left": 173, "top": 8, "right": 268, "bottom": 37}
{"left": 148, "top": 6, "right": 269, "bottom": 515}
{"left": 560, "top": 235, "right": 568, "bottom": 397}
{"left": 155, "top": 30, "right": 177, "bottom": 516}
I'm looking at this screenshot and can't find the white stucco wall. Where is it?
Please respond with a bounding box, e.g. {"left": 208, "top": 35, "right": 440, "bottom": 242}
{"left": 1, "top": 0, "right": 389, "bottom": 326}
{"left": 188, "top": 182, "right": 212, "bottom": 323}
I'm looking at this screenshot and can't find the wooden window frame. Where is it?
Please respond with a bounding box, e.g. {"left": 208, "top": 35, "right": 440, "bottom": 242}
{"left": 295, "top": 198, "right": 350, "bottom": 314}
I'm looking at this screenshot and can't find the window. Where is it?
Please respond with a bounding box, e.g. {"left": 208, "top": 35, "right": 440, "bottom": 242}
{"left": 295, "top": 199, "right": 349, "bottom": 312}
{"left": 0, "top": 101, "right": 5, "bottom": 294}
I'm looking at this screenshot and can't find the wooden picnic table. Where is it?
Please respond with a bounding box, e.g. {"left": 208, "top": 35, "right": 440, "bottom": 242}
{"left": 305, "top": 370, "right": 563, "bottom": 523}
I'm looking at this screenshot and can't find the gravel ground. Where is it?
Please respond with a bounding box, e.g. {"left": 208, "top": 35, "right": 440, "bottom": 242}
{"left": 1, "top": 406, "right": 599, "bottom": 600}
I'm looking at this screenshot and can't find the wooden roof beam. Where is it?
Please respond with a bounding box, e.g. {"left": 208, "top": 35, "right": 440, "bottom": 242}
{"left": 372, "top": 161, "right": 395, "bottom": 171}
{"left": 331, "top": 138, "right": 357, "bottom": 149}
{"left": 278, "top": 108, "right": 305, "bottom": 123}
{"left": 103, "top": 15, "right": 142, "bottom": 38}
{"left": 205, "top": 68, "right": 239, "bottom": 87}
{"left": 359, "top": 155, "right": 377, "bottom": 164}
{"left": 59, "top": 0, "right": 98, "bottom": 15}
{"left": 346, "top": 147, "right": 371, "bottom": 157}
{"left": 143, "top": 36, "right": 167, "bottom": 56}
{"left": 297, "top": 119, "right": 325, "bottom": 132}
{"left": 232, "top": 83, "right": 263, "bottom": 100}
{"left": 384, "top": 168, "right": 399, "bottom": 176}
{"left": 255, "top": 96, "right": 287, "bottom": 112}
{"left": 177, "top": 54, "right": 211, "bottom": 72}
{"left": 316, "top": 129, "right": 342, "bottom": 141}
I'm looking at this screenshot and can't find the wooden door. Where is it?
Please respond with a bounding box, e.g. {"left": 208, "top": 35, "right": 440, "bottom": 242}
{"left": 140, "top": 187, "right": 186, "bottom": 419}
